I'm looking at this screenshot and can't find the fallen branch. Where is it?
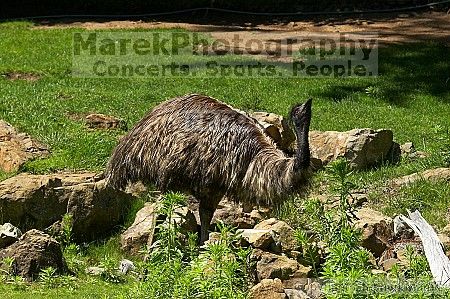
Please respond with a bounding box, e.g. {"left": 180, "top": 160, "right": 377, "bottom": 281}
{"left": 400, "top": 210, "right": 450, "bottom": 287}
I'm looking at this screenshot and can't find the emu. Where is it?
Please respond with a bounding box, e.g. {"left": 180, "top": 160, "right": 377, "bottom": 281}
{"left": 105, "top": 94, "right": 312, "bottom": 244}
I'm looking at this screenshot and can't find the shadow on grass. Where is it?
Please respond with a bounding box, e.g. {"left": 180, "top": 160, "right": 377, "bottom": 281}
{"left": 313, "top": 42, "right": 449, "bottom": 106}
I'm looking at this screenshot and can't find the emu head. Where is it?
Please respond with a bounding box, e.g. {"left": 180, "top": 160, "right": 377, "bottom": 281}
{"left": 290, "top": 99, "right": 312, "bottom": 128}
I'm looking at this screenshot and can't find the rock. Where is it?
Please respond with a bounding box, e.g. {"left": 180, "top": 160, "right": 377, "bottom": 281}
{"left": 250, "top": 112, "right": 296, "bottom": 152}
{"left": 391, "top": 168, "right": 450, "bottom": 187}
{"left": 0, "top": 229, "right": 67, "bottom": 280}
{"left": 85, "top": 113, "right": 126, "bottom": 130}
{"left": 239, "top": 229, "right": 275, "bottom": 250}
{"left": 212, "top": 199, "right": 258, "bottom": 229}
{"left": 204, "top": 232, "right": 222, "bottom": 245}
{"left": 250, "top": 278, "right": 287, "bottom": 299}
{"left": 171, "top": 206, "right": 198, "bottom": 233}
{"left": 121, "top": 202, "right": 158, "bottom": 254}
{"left": 86, "top": 266, "right": 105, "bottom": 276}
{"left": 0, "top": 120, "right": 50, "bottom": 172}
{"left": 254, "top": 218, "right": 298, "bottom": 253}
{"left": 309, "top": 129, "right": 396, "bottom": 169}
{"left": 381, "top": 258, "right": 399, "bottom": 271}
{"left": 304, "top": 281, "right": 323, "bottom": 299}
{"left": 250, "top": 209, "right": 265, "bottom": 222}
{"left": 124, "top": 181, "right": 148, "bottom": 197}
{"left": 355, "top": 208, "right": 393, "bottom": 257}
{"left": 119, "top": 259, "right": 135, "bottom": 274}
{"left": 0, "top": 223, "right": 22, "bottom": 249}
{"left": 253, "top": 250, "right": 300, "bottom": 281}
{"left": 284, "top": 289, "right": 310, "bottom": 299}
{"left": 400, "top": 142, "right": 415, "bottom": 155}
{"left": 0, "top": 173, "right": 134, "bottom": 242}
{"left": 371, "top": 269, "right": 386, "bottom": 275}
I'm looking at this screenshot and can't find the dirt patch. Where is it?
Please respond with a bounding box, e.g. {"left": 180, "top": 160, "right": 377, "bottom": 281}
{"left": 34, "top": 11, "right": 450, "bottom": 45}
{"left": 2, "top": 72, "right": 41, "bottom": 82}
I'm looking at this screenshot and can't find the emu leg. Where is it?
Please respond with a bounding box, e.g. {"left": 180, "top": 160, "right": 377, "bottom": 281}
{"left": 198, "top": 197, "right": 220, "bottom": 245}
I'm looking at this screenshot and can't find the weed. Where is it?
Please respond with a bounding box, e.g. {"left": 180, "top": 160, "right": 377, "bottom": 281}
{"left": 39, "top": 267, "right": 58, "bottom": 288}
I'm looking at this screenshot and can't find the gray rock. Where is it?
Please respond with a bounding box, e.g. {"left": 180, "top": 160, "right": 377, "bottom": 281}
{"left": 250, "top": 112, "right": 296, "bottom": 152}
{"left": 86, "top": 266, "right": 105, "bottom": 276}
{"left": 0, "top": 223, "right": 22, "bottom": 249}
{"left": 121, "top": 202, "right": 158, "bottom": 254}
{"left": 212, "top": 199, "right": 258, "bottom": 229}
{"left": 119, "top": 259, "right": 135, "bottom": 274}
{"left": 254, "top": 218, "right": 298, "bottom": 253}
{"left": 285, "top": 289, "right": 310, "bottom": 299}
{"left": 252, "top": 249, "right": 300, "bottom": 281}
{"left": 0, "top": 173, "right": 134, "bottom": 242}
{"left": 0, "top": 229, "right": 67, "bottom": 280}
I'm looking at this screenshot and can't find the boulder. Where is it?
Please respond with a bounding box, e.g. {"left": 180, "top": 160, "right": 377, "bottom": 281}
{"left": 250, "top": 278, "right": 287, "bottom": 299}
{"left": 355, "top": 208, "right": 393, "bottom": 257}
{"left": 86, "top": 266, "right": 105, "bottom": 276}
{"left": 391, "top": 168, "right": 450, "bottom": 187}
{"left": 0, "top": 120, "right": 49, "bottom": 172}
{"left": 308, "top": 129, "right": 397, "bottom": 169}
{"left": 381, "top": 258, "right": 399, "bottom": 271}
{"left": 0, "top": 173, "right": 134, "bottom": 242}
{"left": 85, "top": 113, "right": 126, "bottom": 130}
{"left": 252, "top": 249, "right": 300, "bottom": 281}
{"left": 0, "top": 229, "right": 67, "bottom": 280}
{"left": 119, "top": 259, "right": 135, "bottom": 274}
{"left": 250, "top": 112, "right": 296, "bottom": 152}
{"left": 121, "top": 202, "right": 158, "bottom": 254}
{"left": 254, "top": 218, "right": 298, "bottom": 253}
{"left": 239, "top": 229, "right": 275, "bottom": 250}
{"left": 0, "top": 223, "right": 22, "bottom": 249}
{"left": 212, "top": 199, "right": 259, "bottom": 229}
{"left": 171, "top": 206, "right": 198, "bottom": 233}
{"left": 284, "top": 289, "right": 310, "bottom": 299}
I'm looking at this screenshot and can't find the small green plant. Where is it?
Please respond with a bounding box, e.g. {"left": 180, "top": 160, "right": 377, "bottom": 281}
{"left": 39, "top": 267, "right": 58, "bottom": 288}
{"left": 149, "top": 192, "right": 187, "bottom": 263}
{"left": 294, "top": 229, "right": 321, "bottom": 276}
{"left": 99, "top": 255, "right": 124, "bottom": 283}
{"left": 296, "top": 159, "right": 371, "bottom": 283}
{"left": 134, "top": 197, "right": 251, "bottom": 299}
{"left": 59, "top": 213, "right": 74, "bottom": 249}
{"left": 404, "top": 245, "right": 430, "bottom": 279}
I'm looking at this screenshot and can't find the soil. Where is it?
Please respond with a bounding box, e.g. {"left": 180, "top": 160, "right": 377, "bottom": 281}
{"left": 2, "top": 72, "right": 41, "bottom": 81}
{"left": 34, "top": 11, "right": 449, "bottom": 45}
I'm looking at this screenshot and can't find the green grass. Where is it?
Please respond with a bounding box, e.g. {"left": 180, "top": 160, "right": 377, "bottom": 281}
{"left": 0, "top": 20, "right": 450, "bottom": 298}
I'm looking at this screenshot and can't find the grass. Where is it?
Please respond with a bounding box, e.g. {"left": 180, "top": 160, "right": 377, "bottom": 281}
{"left": 0, "top": 20, "right": 449, "bottom": 298}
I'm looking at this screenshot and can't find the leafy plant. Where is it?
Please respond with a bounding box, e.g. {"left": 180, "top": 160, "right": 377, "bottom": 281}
{"left": 296, "top": 159, "right": 371, "bottom": 283}
{"left": 58, "top": 213, "right": 74, "bottom": 249}
{"left": 99, "top": 255, "right": 124, "bottom": 283}
{"left": 148, "top": 192, "right": 187, "bottom": 263}
{"left": 39, "top": 267, "right": 58, "bottom": 288}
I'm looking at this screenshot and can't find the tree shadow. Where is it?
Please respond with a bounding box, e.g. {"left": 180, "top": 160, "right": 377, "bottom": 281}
{"left": 313, "top": 42, "right": 449, "bottom": 106}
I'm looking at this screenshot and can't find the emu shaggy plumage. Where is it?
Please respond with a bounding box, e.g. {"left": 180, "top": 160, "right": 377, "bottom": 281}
{"left": 105, "top": 94, "right": 312, "bottom": 243}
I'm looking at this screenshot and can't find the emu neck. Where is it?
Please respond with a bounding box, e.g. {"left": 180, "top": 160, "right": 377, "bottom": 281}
{"left": 294, "top": 122, "right": 310, "bottom": 171}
